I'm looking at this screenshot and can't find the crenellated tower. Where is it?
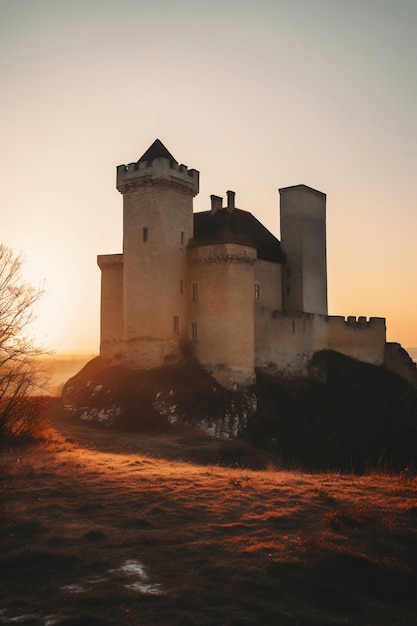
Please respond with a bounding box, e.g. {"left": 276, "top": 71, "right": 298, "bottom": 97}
{"left": 117, "top": 139, "right": 199, "bottom": 367}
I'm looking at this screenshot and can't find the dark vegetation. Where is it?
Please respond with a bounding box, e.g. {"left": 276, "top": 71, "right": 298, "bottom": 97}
{"left": 250, "top": 350, "right": 417, "bottom": 472}
{"left": 62, "top": 350, "right": 417, "bottom": 473}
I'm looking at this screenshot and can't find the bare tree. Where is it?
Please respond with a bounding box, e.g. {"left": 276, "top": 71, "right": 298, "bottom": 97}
{"left": 0, "top": 244, "right": 48, "bottom": 435}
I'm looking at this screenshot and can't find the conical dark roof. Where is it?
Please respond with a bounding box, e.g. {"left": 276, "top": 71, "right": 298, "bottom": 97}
{"left": 137, "top": 139, "right": 178, "bottom": 164}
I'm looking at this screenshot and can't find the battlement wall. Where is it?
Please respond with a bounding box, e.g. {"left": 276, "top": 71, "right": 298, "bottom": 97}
{"left": 320, "top": 314, "right": 386, "bottom": 364}
{"left": 329, "top": 315, "right": 385, "bottom": 329}
{"left": 117, "top": 157, "right": 199, "bottom": 196}
{"left": 255, "top": 312, "right": 386, "bottom": 376}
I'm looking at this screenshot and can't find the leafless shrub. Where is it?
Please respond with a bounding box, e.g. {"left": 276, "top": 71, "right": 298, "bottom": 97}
{"left": 0, "top": 244, "right": 49, "bottom": 435}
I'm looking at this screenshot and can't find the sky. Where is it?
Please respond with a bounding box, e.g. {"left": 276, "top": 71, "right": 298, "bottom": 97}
{"left": 1, "top": 0, "right": 416, "bottom": 353}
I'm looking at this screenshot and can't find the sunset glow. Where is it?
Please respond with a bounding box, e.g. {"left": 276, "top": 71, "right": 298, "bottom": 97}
{"left": 1, "top": 1, "right": 416, "bottom": 352}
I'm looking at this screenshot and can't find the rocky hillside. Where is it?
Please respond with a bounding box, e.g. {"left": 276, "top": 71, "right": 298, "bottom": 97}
{"left": 62, "top": 356, "right": 256, "bottom": 439}
{"left": 61, "top": 351, "right": 417, "bottom": 472}
{"left": 251, "top": 350, "right": 417, "bottom": 472}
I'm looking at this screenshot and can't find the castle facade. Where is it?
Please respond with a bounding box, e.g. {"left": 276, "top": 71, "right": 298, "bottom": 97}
{"left": 97, "top": 140, "right": 386, "bottom": 389}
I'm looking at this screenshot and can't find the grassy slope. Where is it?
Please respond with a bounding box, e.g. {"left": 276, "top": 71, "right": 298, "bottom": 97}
{"left": 1, "top": 414, "right": 417, "bottom": 626}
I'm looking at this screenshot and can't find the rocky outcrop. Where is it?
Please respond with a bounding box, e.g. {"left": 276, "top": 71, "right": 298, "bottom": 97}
{"left": 61, "top": 357, "right": 256, "bottom": 440}
{"left": 384, "top": 342, "right": 417, "bottom": 388}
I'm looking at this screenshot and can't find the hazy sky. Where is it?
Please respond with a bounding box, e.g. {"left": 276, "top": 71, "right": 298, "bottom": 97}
{"left": 1, "top": 0, "right": 416, "bottom": 352}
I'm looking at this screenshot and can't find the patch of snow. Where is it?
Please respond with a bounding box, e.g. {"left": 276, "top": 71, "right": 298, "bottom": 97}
{"left": 120, "top": 559, "right": 147, "bottom": 577}
{"left": 0, "top": 613, "right": 37, "bottom": 623}
{"left": 61, "top": 583, "right": 88, "bottom": 593}
{"left": 0, "top": 609, "right": 59, "bottom": 625}
{"left": 97, "top": 409, "right": 110, "bottom": 422}
{"left": 124, "top": 581, "right": 163, "bottom": 595}
{"left": 86, "top": 576, "right": 107, "bottom": 584}
{"left": 115, "top": 559, "right": 164, "bottom": 595}
{"left": 80, "top": 405, "right": 120, "bottom": 424}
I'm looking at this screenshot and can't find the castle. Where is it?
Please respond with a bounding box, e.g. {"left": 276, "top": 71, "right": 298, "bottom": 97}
{"left": 97, "top": 139, "right": 386, "bottom": 390}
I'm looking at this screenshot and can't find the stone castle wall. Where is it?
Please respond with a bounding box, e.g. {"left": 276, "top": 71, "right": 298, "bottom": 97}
{"left": 254, "top": 259, "right": 283, "bottom": 362}
{"left": 255, "top": 311, "right": 386, "bottom": 376}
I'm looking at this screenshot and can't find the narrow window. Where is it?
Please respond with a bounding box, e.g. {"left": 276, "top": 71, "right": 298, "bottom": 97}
{"left": 173, "top": 316, "right": 180, "bottom": 334}
{"left": 192, "top": 283, "right": 198, "bottom": 301}
{"left": 180, "top": 279, "right": 184, "bottom": 294}
{"left": 180, "top": 231, "right": 185, "bottom": 245}
{"left": 142, "top": 227, "right": 149, "bottom": 242}
{"left": 254, "top": 283, "right": 260, "bottom": 299}
{"left": 286, "top": 285, "right": 291, "bottom": 294}
{"left": 191, "top": 322, "right": 198, "bottom": 343}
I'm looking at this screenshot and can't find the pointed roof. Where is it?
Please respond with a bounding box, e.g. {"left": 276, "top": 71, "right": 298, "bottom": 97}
{"left": 137, "top": 139, "right": 178, "bottom": 164}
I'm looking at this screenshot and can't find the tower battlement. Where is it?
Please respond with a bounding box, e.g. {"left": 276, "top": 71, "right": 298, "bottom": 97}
{"left": 343, "top": 315, "right": 385, "bottom": 329}
{"left": 116, "top": 157, "right": 199, "bottom": 196}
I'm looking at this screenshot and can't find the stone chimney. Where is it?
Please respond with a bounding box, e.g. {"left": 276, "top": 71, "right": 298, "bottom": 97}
{"left": 226, "top": 190, "right": 235, "bottom": 214}
{"left": 210, "top": 195, "right": 223, "bottom": 214}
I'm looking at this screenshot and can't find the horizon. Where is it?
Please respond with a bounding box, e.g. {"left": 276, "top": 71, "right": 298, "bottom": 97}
{"left": 1, "top": 1, "right": 416, "bottom": 352}
{"left": 44, "top": 348, "right": 417, "bottom": 397}
{"left": 47, "top": 347, "right": 417, "bottom": 361}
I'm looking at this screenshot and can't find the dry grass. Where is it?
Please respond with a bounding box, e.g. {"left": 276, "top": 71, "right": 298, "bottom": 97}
{"left": 1, "top": 413, "right": 417, "bottom": 625}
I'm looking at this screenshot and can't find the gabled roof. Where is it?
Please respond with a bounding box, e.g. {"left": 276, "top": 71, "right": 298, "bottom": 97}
{"left": 137, "top": 139, "right": 178, "bottom": 164}
{"left": 192, "top": 208, "right": 284, "bottom": 263}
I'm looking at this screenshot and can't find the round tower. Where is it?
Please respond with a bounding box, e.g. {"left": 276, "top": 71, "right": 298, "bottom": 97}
{"left": 116, "top": 139, "right": 199, "bottom": 367}
{"left": 187, "top": 236, "right": 256, "bottom": 390}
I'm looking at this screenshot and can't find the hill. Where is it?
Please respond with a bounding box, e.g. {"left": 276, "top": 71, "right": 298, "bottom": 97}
{"left": 61, "top": 351, "right": 417, "bottom": 472}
